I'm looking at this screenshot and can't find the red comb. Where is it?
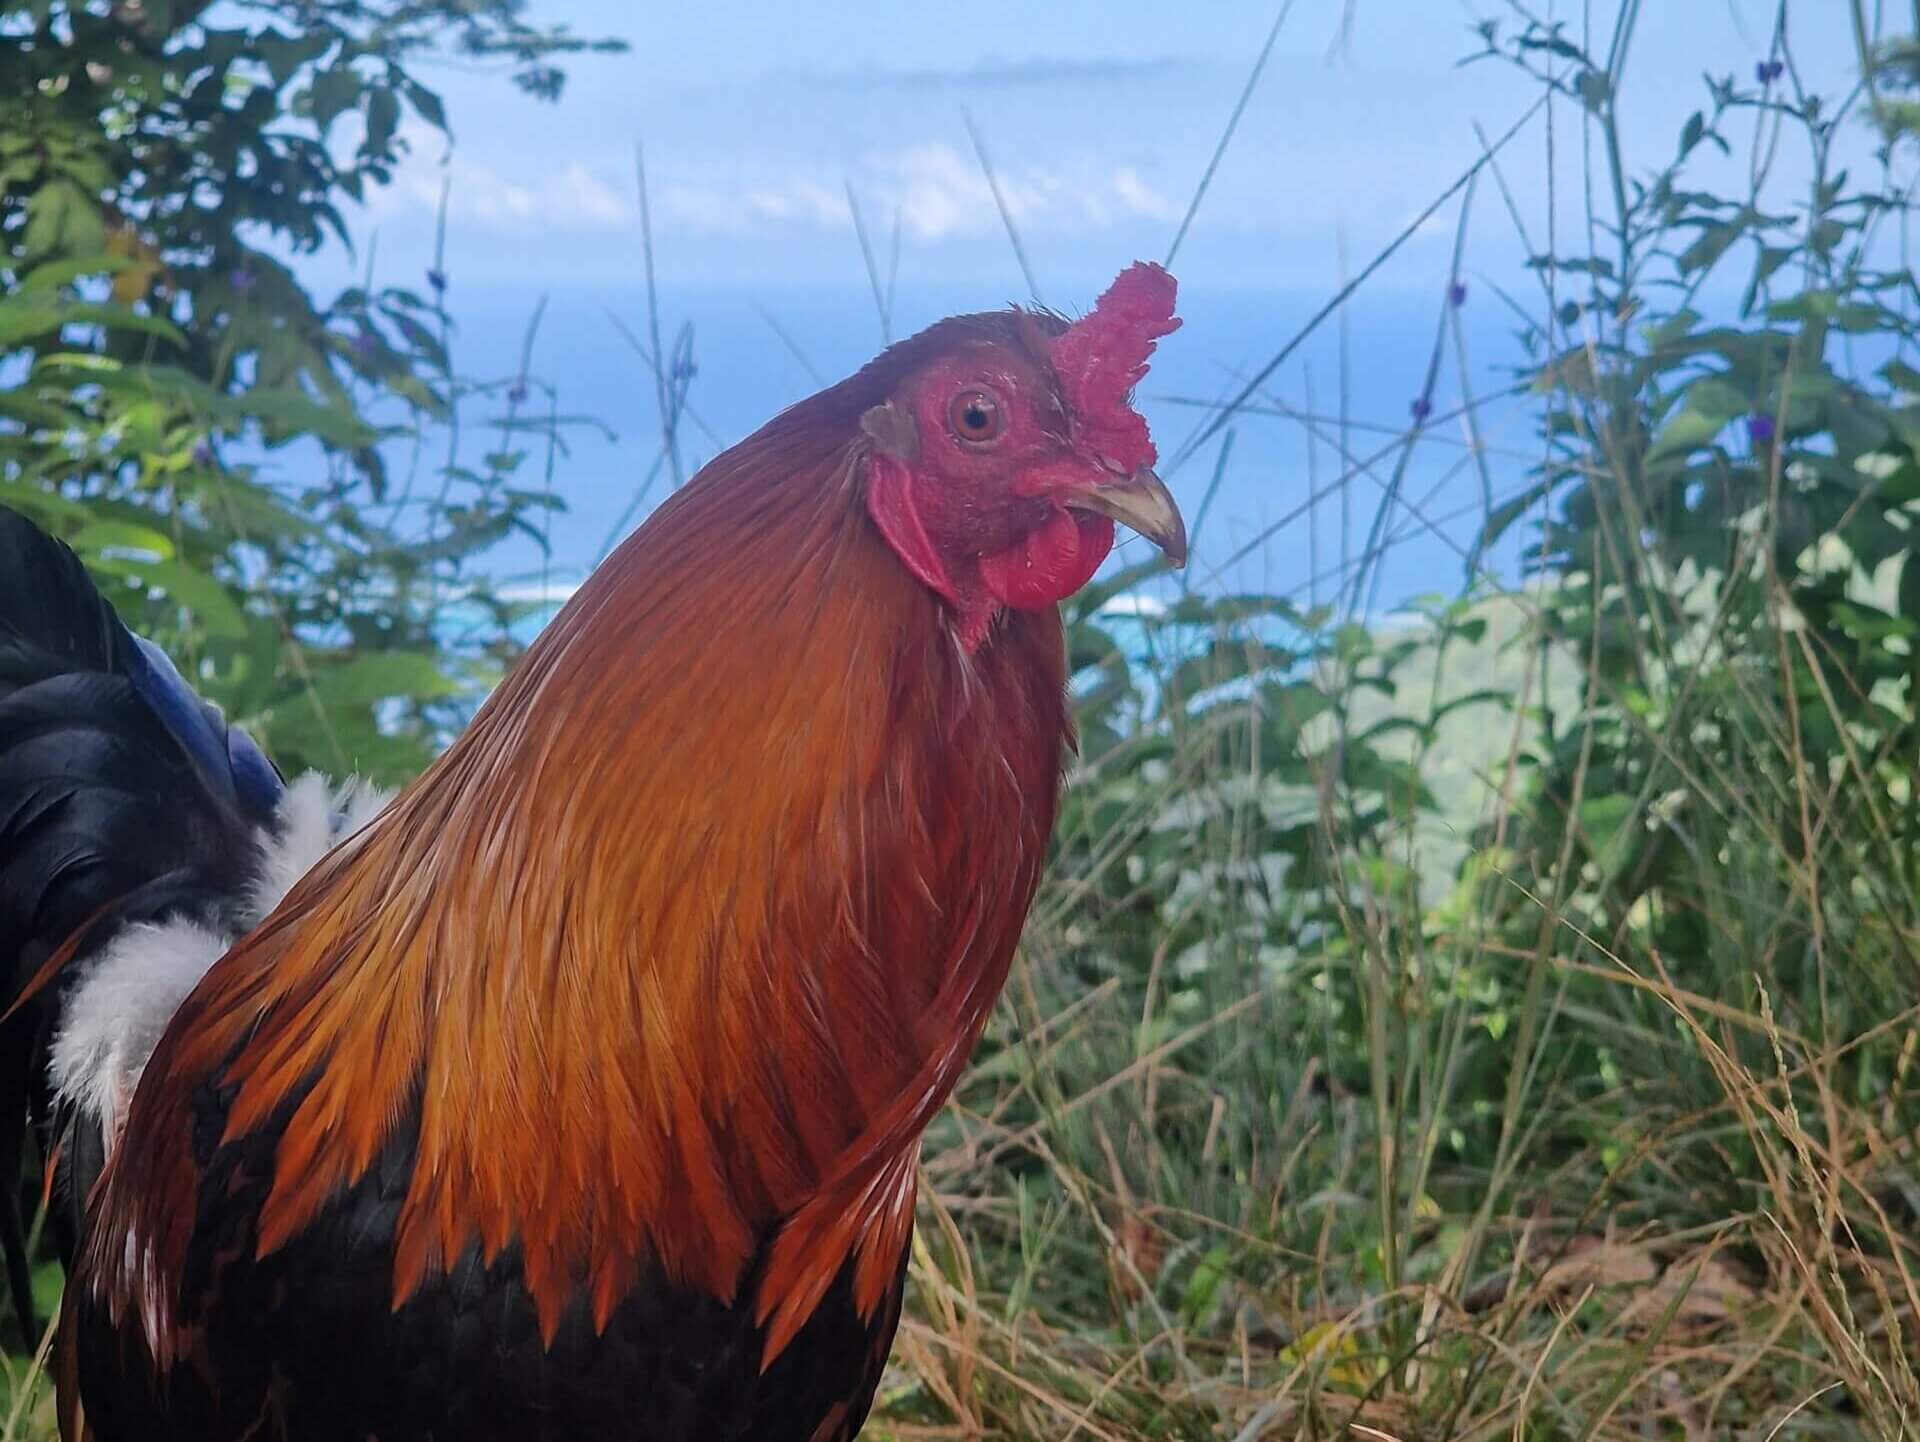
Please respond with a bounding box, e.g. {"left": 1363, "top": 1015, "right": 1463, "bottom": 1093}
{"left": 1048, "top": 261, "right": 1180, "bottom": 475}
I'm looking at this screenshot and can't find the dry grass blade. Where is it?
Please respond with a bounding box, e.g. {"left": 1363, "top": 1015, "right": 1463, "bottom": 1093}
{"left": 960, "top": 107, "right": 1042, "bottom": 306}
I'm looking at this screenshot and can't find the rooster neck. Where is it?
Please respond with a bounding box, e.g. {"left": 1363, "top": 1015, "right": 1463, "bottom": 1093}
{"left": 98, "top": 436, "right": 1072, "bottom": 1362}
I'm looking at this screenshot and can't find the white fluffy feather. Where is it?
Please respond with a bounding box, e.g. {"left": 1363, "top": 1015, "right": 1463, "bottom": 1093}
{"left": 48, "top": 771, "right": 393, "bottom": 1151}
{"left": 241, "top": 771, "right": 389, "bottom": 928}
{"left": 46, "top": 915, "right": 229, "bottom": 1153}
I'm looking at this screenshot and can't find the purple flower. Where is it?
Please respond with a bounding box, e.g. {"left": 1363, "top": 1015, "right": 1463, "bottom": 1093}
{"left": 507, "top": 380, "right": 529, "bottom": 405}
{"left": 427, "top": 268, "right": 448, "bottom": 293}
{"left": 191, "top": 439, "right": 214, "bottom": 467}
{"left": 1755, "top": 58, "right": 1784, "bottom": 85}
{"left": 230, "top": 268, "right": 256, "bottom": 294}
{"left": 1410, "top": 395, "right": 1433, "bottom": 424}
{"left": 1448, "top": 280, "right": 1468, "bottom": 307}
{"left": 1746, "top": 413, "right": 1776, "bottom": 445}
{"left": 352, "top": 330, "right": 378, "bottom": 362}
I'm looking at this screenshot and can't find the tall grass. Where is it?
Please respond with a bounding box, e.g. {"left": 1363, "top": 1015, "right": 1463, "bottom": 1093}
{"left": 863, "top": 5, "right": 1920, "bottom": 1439}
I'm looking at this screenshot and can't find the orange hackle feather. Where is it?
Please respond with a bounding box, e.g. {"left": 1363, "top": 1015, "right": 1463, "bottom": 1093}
{"left": 85, "top": 320, "right": 1073, "bottom": 1371}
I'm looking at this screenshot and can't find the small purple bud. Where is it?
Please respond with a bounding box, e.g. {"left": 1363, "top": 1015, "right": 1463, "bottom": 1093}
{"left": 507, "top": 381, "right": 529, "bottom": 405}
{"left": 352, "top": 330, "right": 378, "bottom": 362}
{"left": 427, "top": 268, "right": 448, "bottom": 293}
{"left": 1410, "top": 396, "right": 1433, "bottom": 424}
{"left": 1756, "top": 58, "right": 1784, "bottom": 85}
{"left": 230, "top": 268, "right": 256, "bottom": 294}
{"left": 191, "top": 440, "right": 214, "bottom": 467}
{"left": 1746, "top": 413, "right": 1776, "bottom": 445}
{"left": 1448, "top": 281, "right": 1468, "bottom": 307}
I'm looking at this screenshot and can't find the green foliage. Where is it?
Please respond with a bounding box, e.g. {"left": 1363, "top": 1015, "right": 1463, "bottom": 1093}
{"left": 1469, "top": 8, "right": 1920, "bottom": 1160}
{"left": 889, "top": 12, "right": 1920, "bottom": 1441}
{"left": 1, "top": 1, "right": 621, "bottom": 782}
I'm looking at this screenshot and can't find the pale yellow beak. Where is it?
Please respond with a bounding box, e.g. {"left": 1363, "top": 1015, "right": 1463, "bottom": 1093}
{"left": 1064, "top": 468, "right": 1187, "bottom": 567}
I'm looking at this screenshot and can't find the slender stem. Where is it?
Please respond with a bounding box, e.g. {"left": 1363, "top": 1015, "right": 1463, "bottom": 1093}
{"left": 962, "top": 108, "right": 1042, "bottom": 305}
{"left": 634, "top": 141, "right": 681, "bottom": 490}
{"left": 1164, "top": 0, "right": 1297, "bottom": 268}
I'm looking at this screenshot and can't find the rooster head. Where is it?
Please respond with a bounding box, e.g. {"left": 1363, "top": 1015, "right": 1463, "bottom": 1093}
{"left": 860, "top": 262, "right": 1185, "bottom": 645}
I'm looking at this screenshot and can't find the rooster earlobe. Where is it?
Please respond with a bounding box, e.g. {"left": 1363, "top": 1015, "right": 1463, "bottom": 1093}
{"left": 859, "top": 402, "right": 919, "bottom": 462}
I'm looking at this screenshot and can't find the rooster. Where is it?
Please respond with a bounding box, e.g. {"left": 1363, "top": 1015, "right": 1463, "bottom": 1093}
{"left": 0, "top": 262, "right": 1185, "bottom": 1442}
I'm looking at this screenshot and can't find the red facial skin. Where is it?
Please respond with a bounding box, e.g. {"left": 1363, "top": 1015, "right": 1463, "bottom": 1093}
{"left": 864, "top": 262, "right": 1180, "bottom": 651}
{"left": 864, "top": 352, "right": 1116, "bottom": 649}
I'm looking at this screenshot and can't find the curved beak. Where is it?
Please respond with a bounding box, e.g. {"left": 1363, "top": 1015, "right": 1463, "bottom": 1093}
{"left": 1064, "top": 468, "right": 1187, "bottom": 568}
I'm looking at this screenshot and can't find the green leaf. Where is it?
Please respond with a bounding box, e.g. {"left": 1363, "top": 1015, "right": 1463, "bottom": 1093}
{"left": 71, "top": 521, "right": 177, "bottom": 562}
{"left": 125, "top": 556, "right": 251, "bottom": 637}
{"left": 1678, "top": 109, "right": 1705, "bottom": 158}
{"left": 362, "top": 86, "right": 401, "bottom": 156}
{"left": 31, "top": 353, "right": 121, "bottom": 375}
{"left": 1677, "top": 207, "right": 1759, "bottom": 276}
{"left": 1518, "top": 33, "right": 1587, "bottom": 63}
{"left": 17, "top": 254, "right": 134, "bottom": 295}
{"left": 1178, "top": 1244, "right": 1233, "bottom": 1326}
{"left": 1474, "top": 476, "right": 1556, "bottom": 556}
{"left": 0, "top": 485, "right": 94, "bottom": 527}
{"left": 0, "top": 298, "right": 187, "bottom": 350}
{"left": 201, "top": 477, "right": 322, "bottom": 539}
{"left": 1683, "top": 375, "right": 1750, "bottom": 422}
{"left": 255, "top": 27, "right": 334, "bottom": 89}
{"left": 1883, "top": 360, "right": 1920, "bottom": 396}
{"left": 1646, "top": 406, "right": 1725, "bottom": 463}
{"left": 1167, "top": 640, "right": 1283, "bottom": 705}
{"left": 1739, "top": 246, "right": 1797, "bottom": 316}
{"left": 308, "top": 65, "right": 364, "bottom": 133}
{"left": 1431, "top": 688, "right": 1511, "bottom": 725}
{"left": 382, "top": 308, "right": 448, "bottom": 369}
{"left": 1765, "top": 290, "right": 1842, "bottom": 324}
{"left": 1577, "top": 793, "right": 1635, "bottom": 867}
{"left": 228, "top": 386, "right": 383, "bottom": 449}
{"left": 405, "top": 79, "right": 448, "bottom": 131}
{"left": 318, "top": 651, "right": 463, "bottom": 707}
{"left": 21, "top": 179, "right": 105, "bottom": 261}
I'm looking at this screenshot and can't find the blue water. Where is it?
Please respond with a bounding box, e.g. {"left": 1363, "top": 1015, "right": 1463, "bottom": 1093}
{"left": 262, "top": 280, "right": 1554, "bottom": 618}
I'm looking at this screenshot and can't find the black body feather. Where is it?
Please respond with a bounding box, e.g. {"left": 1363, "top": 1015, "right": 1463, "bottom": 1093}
{"left": 71, "top": 1075, "right": 905, "bottom": 1442}
{"left": 0, "top": 504, "right": 282, "bottom": 1337}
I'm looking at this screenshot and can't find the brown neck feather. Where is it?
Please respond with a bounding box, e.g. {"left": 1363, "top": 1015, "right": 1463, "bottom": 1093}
{"left": 96, "top": 408, "right": 1070, "bottom": 1358}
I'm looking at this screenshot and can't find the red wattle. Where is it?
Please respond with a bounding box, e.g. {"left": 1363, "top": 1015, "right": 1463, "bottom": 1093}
{"left": 864, "top": 453, "right": 960, "bottom": 605}
{"left": 978, "top": 508, "right": 1115, "bottom": 611}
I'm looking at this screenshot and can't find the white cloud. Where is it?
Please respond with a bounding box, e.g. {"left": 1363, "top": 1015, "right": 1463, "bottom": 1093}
{"left": 364, "top": 123, "right": 632, "bottom": 233}
{"left": 552, "top": 163, "right": 630, "bottom": 225}
{"left": 661, "top": 177, "right": 847, "bottom": 234}
{"left": 357, "top": 122, "right": 1176, "bottom": 247}
{"left": 869, "top": 143, "right": 1179, "bottom": 240}
{"left": 1113, "top": 167, "right": 1180, "bottom": 224}
{"left": 657, "top": 142, "right": 1179, "bottom": 243}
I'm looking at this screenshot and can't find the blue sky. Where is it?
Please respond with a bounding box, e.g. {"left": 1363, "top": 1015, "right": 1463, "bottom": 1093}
{"left": 276, "top": 1, "right": 1891, "bottom": 603}
{"left": 314, "top": 0, "right": 1867, "bottom": 297}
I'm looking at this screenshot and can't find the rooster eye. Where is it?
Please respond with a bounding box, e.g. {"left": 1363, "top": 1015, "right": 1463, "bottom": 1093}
{"left": 947, "top": 388, "right": 1004, "bottom": 444}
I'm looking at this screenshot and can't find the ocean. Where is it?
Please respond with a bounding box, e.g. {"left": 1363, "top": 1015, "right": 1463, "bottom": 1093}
{"left": 363, "top": 280, "right": 1551, "bottom": 622}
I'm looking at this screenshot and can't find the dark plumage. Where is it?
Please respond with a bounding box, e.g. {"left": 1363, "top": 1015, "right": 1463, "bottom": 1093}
{"left": 0, "top": 507, "right": 282, "bottom": 1335}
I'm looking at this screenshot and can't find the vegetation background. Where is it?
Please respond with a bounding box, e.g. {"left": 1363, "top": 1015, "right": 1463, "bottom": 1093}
{"left": 6, "top": 1, "right": 1920, "bottom": 1437}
